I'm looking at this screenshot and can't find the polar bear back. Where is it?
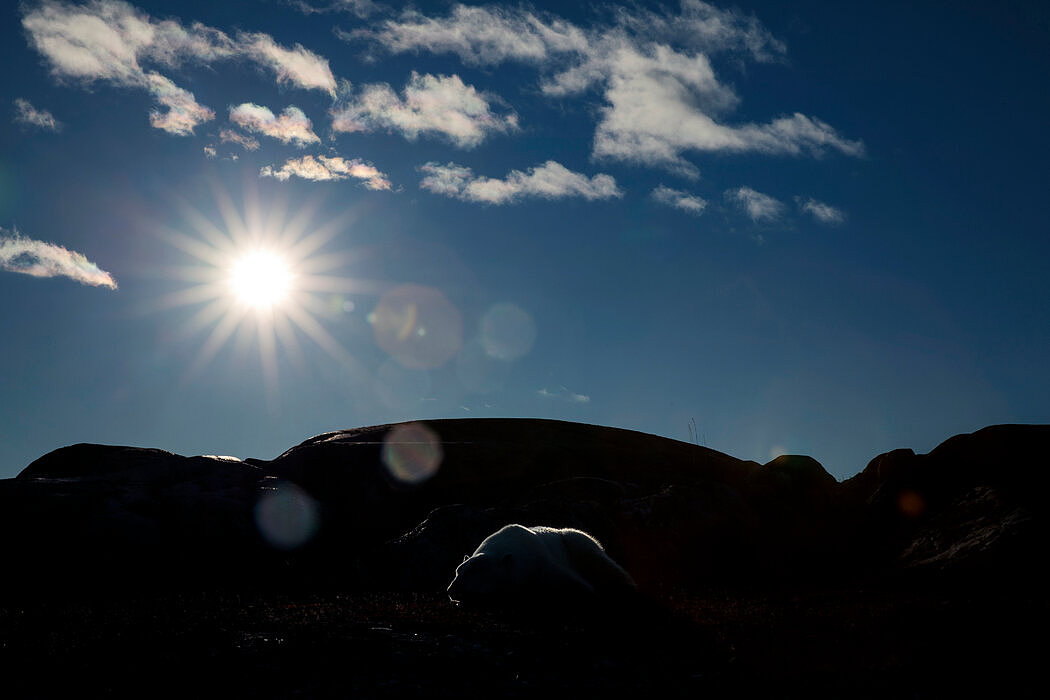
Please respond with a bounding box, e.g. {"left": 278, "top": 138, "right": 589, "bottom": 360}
{"left": 447, "top": 524, "right": 635, "bottom": 603}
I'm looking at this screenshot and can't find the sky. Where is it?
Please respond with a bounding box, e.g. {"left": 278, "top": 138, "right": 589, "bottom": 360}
{"left": 1, "top": 0, "right": 1047, "bottom": 481}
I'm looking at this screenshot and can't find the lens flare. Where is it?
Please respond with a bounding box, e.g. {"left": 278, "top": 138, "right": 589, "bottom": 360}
{"left": 382, "top": 422, "right": 443, "bottom": 484}
{"left": 371, "top": 284, "right": 463, "bottom": 369}
{"left": 897, "top": 490, "right": 925, "bottom": 518}
{"left": 480, "top": 302, "right": 536, "bottom": 361}
{"left": 254, "top": 482, "right": 320, "bottom": 550}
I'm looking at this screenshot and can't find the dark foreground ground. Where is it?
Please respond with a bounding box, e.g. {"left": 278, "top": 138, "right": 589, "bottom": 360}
{"left": 1, "top": 581, "right": 1044, "bottom": 698}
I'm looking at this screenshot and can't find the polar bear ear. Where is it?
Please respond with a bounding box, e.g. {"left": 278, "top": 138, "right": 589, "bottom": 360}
{"left": 463, "top": 554, "right": 471, "bottom": 563}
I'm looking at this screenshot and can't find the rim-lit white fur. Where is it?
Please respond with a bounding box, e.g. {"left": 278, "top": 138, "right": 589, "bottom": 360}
{"left": 447, "top": 524, "right": 635, "bottom": 602}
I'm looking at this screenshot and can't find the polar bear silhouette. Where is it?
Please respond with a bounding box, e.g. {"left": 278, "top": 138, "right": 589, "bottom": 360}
{"left": 447, "top": 524, "right": 636, "bottom": 604}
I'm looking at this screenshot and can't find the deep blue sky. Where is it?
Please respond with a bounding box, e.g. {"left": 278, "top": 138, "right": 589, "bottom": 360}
{"left": 1, "top": 0, "right": 1047, "bottom": 480}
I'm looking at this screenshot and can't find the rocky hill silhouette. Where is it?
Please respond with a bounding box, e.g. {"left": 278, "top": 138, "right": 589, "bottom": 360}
{"left": 1, "top": 420, "right": 1046, "bottom": 696}
{"left": 3, "top": 419, "right": 1046, "bottom": 593}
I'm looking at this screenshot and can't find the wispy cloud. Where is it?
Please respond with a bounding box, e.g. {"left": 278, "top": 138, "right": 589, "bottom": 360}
{"left": 331, "top": 72, "right": 517, "bottom": 148}
{"left": 617, "top": 0, "right": 787, "bottom": 62}
{"left": 725, "top": 186, "right": 785, "bottom": 222}
{"left": 354, "top": 1, "right": 783, "bottom": 67}
{"left": 261, "top": 155, "right": 391, "bottom": 190}
{"left": 21, "top": 0, "right": 336, "bottom": 135}
{"left": 796, "top": 196, "right": 846, "bottom": 225}
{"left": 0, "top": 227, "right": 117, "bottom": 288}
{"left": 651, "top": 185, "right": 707, "bottom": 215}
{"left": 538, "top": 386, "right": 591, "bottom": 403}
{"left": 219, "top": 128, "right": 260, "bottom": 151}
{"left": 348, "top": 4, "right": 589, "bottom": 66}
{"left": 229, "top": 103, "right": 319, "bottom": 146}
{"left": 419, "top": 160, "right": 622, "bottom": 204}
{"left": 237, "top": 32, "right": 337, "bottom": 96}
{"left": 354, "top": 2, "right": 862, "bottom": 176}
{"left": 292, "top": 0, "right": 383, "bottom": 17}
{"left": 14, "top": 98, "right": 61, "bottom": 131}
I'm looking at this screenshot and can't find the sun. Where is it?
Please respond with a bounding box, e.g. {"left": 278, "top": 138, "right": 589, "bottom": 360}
{"left": 230, "top": 250, "right": 293, "bottom": 309}
{"left": 151, "top": 183, "right": 378, "bottom": 403}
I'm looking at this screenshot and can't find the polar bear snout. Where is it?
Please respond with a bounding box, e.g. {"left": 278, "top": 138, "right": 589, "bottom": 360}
{"left": 448, "top": 551, "right": 516, "bottom": 603}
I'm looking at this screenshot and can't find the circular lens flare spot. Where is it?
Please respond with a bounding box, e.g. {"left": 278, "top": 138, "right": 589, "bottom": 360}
{"left": 481, "top": 303, "right": 536, "bottom": 361}
{"left": 898, "top": 490, "right": 925, "bottom": 519}
{"left": 371, "top": 284, "right": 462, "bottom": 369}
{"left": 382, "top": 422, "right": 443, "bottom": 484}
{"left": 254, "top": 482, "right": 319, "bottom": 550}
{"left": 231, "top": 251, "right": 292, "bottom": 308}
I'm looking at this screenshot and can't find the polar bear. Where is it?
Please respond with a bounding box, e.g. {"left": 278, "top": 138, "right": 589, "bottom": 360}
{"left": 447, "top": 524, "right": 636, "bottom": 604}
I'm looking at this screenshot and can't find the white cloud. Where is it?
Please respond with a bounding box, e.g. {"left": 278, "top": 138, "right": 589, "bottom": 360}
{"left": 796, "top": 197, "right": 846, "bottom": 225}
{"left": 417, "top": 162, "right": 473, "bottom": 197}
{"left": 351, "top": 4, "right": 589, "bottom": 66}
{"left": 21, "top": 0, "right": 233, "bottom": 83}
{"left": 229, "top": 103, "right": 319, "bottom": 146}
{"left": 725, "top": 186, "right": 785, "bottom": 222}
{"left": 651, "top": 185, "right": 707, "bottom": 215}
{"left": 260, "top": 155, "right": 391, "bottom": 190}
{"left": 331, "top": 72, "right": 517, "bottom": 148}
{"left": 0, "top": 227, "right": 117, "bottom": 288}
{"left": 585, "top": 44, "right": 863, "bottom": 175}
{"left": 22, "top": 0, "right": 217, "bottom": 135}
{"left": 23, "top": 0, "right": 171, "bottom": 85}
{"left": 14, "top": 98, "right": 61, "bottom": 131}
{"left": 419, "top": 161, "right": 622, "bottom": 204}
{"left": 237, "top": 32, "right": 337, "bottom": 96}
{"left": 146, "top": 72, "right": 213, "bottom": 135}
{"left": 356, "top": 2, "right": 863, "bottom": 175}
{"left": 21, "top": 0, "right": 335, "bottom": 136}
{"left": 219, "top": 128, "right": 260, "bottom": 151}
{"left": 203, "top": 145, "right": 216, "bottom": 158}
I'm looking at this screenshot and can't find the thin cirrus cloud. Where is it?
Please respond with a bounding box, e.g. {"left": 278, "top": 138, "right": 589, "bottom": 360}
{"left": 725, "top": 186, "right": 785, "bottom": 222}
{"left": 331, "top": 72, "right": 518, "bottom": 149}
{"left": 796, "top": 196, "right": 847, "bottom": 225}
{"left": 538, "top": 386, "right": 591, "bottom": 404}
{"left": 346, "top": 3, "right": 589, "bottom": 66}
{"left": 14, "top": 98, "right": 62, "bottom": 131}
{"left": 351, "top": 2, "right": 863, "bottom": 177}
{"left": 20, "top": 0, "right": 336, "bottom": 136}
{"left": 0, "top": 227, "right": 117, "bottom": 289}
{"left": 261, "top": 155, "right": 392, "bottom": 190}
{"left": 229, "top": 104, "right": 320, "bottom": 147}
{"left": 293, "top": 0, "right": 382, "bottom": 18}
{"left": 651, "top": 185, "right": 707, "bottom": 215}
{"left": 419, "top": 160, "right": 622, "bottom": 204}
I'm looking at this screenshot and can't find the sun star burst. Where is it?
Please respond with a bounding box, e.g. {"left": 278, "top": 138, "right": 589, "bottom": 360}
{"left": 150, "top": 183, "right": 377, "bottom": 404}
{"left": 230, "top": 250, "right": 293, "bottom": 309}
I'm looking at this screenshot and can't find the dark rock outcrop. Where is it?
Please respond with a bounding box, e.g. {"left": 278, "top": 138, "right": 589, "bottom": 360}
{"left": 840, "top": 424, "right": 1049, "bottom": 581}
